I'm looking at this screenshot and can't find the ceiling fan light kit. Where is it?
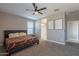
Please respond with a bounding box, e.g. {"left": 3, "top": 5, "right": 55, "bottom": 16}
{"left": 26, "top": 3, "right": 47, "bottom": 15}
{"left": 34, "top": 11, "right": 38, "bottom": 14}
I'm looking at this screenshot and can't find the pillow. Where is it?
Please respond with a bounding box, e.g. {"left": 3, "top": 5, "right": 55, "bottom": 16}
{"left": 9, "top": 33, "right": 19, "bottom": 38}
{"left": 19, "top": 32, "right": 27, "bottom": 36}
{"left": 9, "top": 32, "right": 27, "bottom": 38}
{"left": 9, "top": 33, "right": 14, "bottom": 38}
{"left": 13, "top": 33, "right": 19, "bottom": 37}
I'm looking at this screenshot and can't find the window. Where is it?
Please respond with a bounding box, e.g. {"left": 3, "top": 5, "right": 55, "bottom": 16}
{"left": 48, "top": 20, "right": 54, "bottom": 29}
{"left": 55, "top": 19, "right": 63, "bottom": 29}
{"left": 27, "top": 21, "right": 33, "bottom": 34}
{"left": 35, "top": 21, "right": 40, "bottom": 34}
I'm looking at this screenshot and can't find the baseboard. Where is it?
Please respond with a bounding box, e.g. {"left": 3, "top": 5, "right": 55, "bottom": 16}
{"left": 66, "top": 40, "right": 79, "bottom": 44}
{"left": 47, "top": 40, "right": 65, "bottom": 45}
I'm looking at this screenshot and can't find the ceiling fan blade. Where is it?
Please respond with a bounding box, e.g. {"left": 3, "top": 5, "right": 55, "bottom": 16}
{"left": 36, "top": 6, "right": 38, "bottom": 10}
{"left": 32, "top": 3, "right": 38, "bottom": 11}
{"left": 32, "top": 3, "right": 36, "bottom": 9}
{"left": 38, "top": 11, "right": 43, "bottom": 14}
{"left": 37, "top": 7, "right": 47, "bottom": 11}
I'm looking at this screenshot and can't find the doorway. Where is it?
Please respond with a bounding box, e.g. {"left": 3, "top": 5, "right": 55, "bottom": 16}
{"left": 41, "top": 18, "right": 47, "bottom": 40}
{"left": 67, "top": 21, "right": 79, "bottom": 43}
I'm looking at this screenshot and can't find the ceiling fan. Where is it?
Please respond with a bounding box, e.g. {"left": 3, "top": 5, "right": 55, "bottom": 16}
{"left": 26, "top": 3, "right": 47, "bottom": 15}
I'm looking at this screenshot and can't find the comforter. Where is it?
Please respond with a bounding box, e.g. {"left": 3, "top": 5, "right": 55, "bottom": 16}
{"left": 5, "top": 36, "right": 36, "bottom": 51}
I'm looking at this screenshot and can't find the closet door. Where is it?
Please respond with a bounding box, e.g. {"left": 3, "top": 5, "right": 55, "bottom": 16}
{"left": 67, "top": 21, "right": 79, "bottom": 43}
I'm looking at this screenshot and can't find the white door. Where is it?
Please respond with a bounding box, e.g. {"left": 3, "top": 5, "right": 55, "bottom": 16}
{"left": 67, "top": 21, "right": 79, "bottom": 43}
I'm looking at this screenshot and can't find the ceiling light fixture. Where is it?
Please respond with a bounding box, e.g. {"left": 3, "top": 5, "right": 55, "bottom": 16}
{"left": 34, "top": 11, "right": 38, "bottom": 15}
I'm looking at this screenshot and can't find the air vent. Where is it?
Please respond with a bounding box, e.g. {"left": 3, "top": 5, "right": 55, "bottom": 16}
{"left": 54, "top": 9, "right": 59, "bottom": 12}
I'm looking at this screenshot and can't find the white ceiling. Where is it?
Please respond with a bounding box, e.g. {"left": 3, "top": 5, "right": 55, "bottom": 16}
{"left": 0, "top": 3, "right": 79, "bottom": 20}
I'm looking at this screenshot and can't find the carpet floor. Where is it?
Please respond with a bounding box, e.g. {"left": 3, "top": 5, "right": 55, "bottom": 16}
{"left": 11, "top": 41, "right": 79, "bottom": 56}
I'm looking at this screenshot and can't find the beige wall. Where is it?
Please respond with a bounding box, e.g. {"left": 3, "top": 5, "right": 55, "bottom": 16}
{"left": 0, "top": 12, "right": 28, "bottom": 45}
{"left": 66, "top": 11, "right": 79, "bottom": 21}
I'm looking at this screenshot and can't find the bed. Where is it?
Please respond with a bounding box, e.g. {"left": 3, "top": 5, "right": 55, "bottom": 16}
{"left": 4, "top": 30, "right": 39, "bottom": 55}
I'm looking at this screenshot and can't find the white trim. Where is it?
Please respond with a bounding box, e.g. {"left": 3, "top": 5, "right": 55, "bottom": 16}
{"left": 47, "top": 40, "right": 65, "bottom": 45}
{"left": 66, "top": 40, "right": 79, "bottom": 44}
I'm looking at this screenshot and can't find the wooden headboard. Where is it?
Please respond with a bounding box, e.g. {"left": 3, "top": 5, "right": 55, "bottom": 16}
{"left": 4, "top": 30, "right": 27, "bottom": 38}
